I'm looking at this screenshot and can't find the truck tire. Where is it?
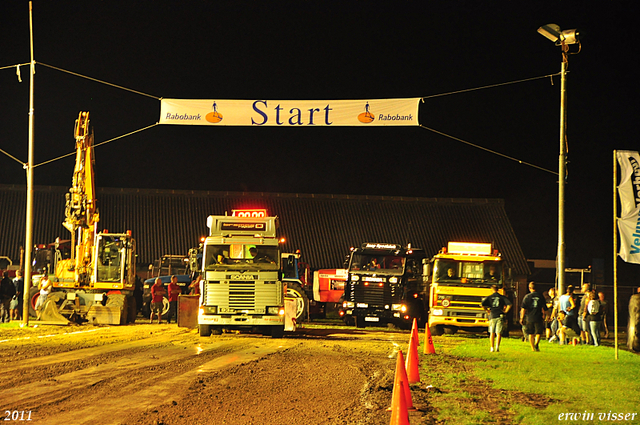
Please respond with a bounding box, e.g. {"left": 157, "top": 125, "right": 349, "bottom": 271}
{"left": 127, "top": 296, "right": 137, "bottom": 324}
{"left": 285, "top": 280, "right": 308, "bottom": 322}
{"left": 443, "top": 326, "right": 457, "bottom": 335}
{"left": 430, "top": 324, "right": 444, "bottom": 336}
{"left": 355, "top": 317, "right": 366, "bottom": 328}
{"left": 342, "top": 316, "right": 355, "bottom": 326}
{"left": 271, "top": 325, "right": 284, "bottom": 338}
{"left": 199, "top": 324, "right": 211, "bottom": 337}
{"left": 28, "top": 286, "right": 40, "bottom": 318}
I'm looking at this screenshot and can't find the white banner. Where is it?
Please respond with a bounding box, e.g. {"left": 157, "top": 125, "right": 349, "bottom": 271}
{"left": 617, "top": 150, "right": 640, "bottom": 263}
{"left": 159, "top": 98, "right": 419, "bottom": 126}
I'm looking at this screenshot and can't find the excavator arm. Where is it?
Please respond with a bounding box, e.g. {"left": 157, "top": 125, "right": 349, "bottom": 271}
{"left": 60, "top": 112, "right": 99, "bottom": 285}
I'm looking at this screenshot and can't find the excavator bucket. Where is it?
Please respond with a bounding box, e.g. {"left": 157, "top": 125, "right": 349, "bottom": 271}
{"left": 38, "top": 299, "right": 70, "bottom": 324}
{"left": 86, "top": 294, "right": 127, "bottom": 325}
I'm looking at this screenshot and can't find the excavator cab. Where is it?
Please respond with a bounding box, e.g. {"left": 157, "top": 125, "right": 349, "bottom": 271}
{"left": 95, "top": 233, "right": 132, "bottom": 283}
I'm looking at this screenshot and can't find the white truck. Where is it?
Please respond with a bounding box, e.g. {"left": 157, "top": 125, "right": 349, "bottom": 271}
{"left": 198, "top": 211, "right": 285, "bottom": 337}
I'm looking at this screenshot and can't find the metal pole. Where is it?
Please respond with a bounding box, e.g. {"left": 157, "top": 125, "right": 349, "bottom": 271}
{"left": 22, "top": 1, "right": 35, "bottom": 326}
{"left": 613, "top": 150, "right": 619, "bottom": 359}
{"left": 557, "top": 59, "right": 568, "bottom": 299}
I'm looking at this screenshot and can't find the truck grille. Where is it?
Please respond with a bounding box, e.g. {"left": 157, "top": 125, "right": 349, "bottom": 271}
{"left": 450, "top": 295, "right": 483, "bottom": 309}
{"left": 354, "top": 284, "right": 387, "bottom": 306}
{"left": 229, "top": 281, "right": 255, "bottom": 310}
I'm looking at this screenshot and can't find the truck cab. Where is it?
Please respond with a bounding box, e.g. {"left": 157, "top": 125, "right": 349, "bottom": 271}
{"left": 342, "top": 243, "right": 427, "bottom": 329}
{"left": 198, "top": 213, "right": 285, "bottom": 337}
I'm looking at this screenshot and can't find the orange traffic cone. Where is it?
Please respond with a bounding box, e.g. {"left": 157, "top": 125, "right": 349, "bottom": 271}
{"left": 424, "top": 324, "right": 436, "bottom": 354}
{"left": 405, "top": 328, "right": 420, "bottom": 384}
{"left": 388, "top": 350, "right": 415, "bottom": 412}
{"left": 410, "top": 318, "right": 420, "bottom": 348}
{"left": 390, "top": 378, "right": 411, "bottom": 425}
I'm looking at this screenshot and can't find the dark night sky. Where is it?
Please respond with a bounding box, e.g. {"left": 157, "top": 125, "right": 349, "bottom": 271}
{"left": 1, "top": 1, "right": 638, "bottom": 279}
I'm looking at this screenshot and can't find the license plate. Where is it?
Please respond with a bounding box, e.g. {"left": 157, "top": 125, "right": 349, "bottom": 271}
{"left": 364, "top": 317, "right": 379, "bottom": 322}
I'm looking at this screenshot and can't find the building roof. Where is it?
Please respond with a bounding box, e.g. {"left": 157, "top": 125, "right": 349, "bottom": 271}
{"left": 0, "top": 184, "right": 529, "bottom": 275}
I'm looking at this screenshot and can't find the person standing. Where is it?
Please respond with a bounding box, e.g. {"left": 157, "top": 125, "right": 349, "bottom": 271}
{"left": 150, "top": 278, "right": 166, "bottom": 324}
{"left": 166, "top": 275, "right": 180, "bottom": 324}
{"left": 597, "top": 291, "right": 609, "bottom": 339}
{"left": 0, "top": 271, "right": 16, "bottom": 322}
{"left": 586, "top": 291, "right": 603, "bottom": 346}
{"left": 577, "top": 283, "right": 592, "bottom": 344}
{"left": 546, "top": 287, "right": 559, "bottom": 342}
{"left": 559, "top": 285, "right": 576, "bottom": 316}
{"left": 189, "top": 275, "right": 202, "bottom": 296}
{"left": 35, "top": 274, "right": 52, "bottom": 320}
{"left": 520, "top": 281, "right": 548, "bottom": 352}
{"left": 481, "top": 284, "right": 512, "bottom": 352}
{"left": 10, "top": 270, "right": 24, "bottom": 321}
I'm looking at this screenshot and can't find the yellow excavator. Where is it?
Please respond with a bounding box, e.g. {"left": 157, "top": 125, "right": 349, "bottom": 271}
{"left": 36, "top": 112, "right": 137, "bottom": 324}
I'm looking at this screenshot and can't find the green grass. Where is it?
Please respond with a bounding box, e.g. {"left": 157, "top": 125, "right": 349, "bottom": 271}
{"left": 0, "top": 321, "right": 25, "bottom": 329}
{"left": 417, "top": 334, "right": 640, "bottom": 424}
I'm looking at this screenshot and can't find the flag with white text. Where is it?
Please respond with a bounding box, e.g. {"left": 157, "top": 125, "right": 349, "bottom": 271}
{"left": 616, "top": 150, "right": 640, "bottom": 263}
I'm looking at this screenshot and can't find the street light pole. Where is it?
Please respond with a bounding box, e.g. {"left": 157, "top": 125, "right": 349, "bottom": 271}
{"left": 537, "top": 24, "right": 581, "bottom": 298}
{"left": 558, "top": 58, "right": 567, "bottom": 298}
{"left": 22, "top": 1, "right": 35, "bottom": 326}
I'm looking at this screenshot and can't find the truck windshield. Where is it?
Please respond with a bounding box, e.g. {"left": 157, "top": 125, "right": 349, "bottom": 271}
{"left": 349, "top": 253, "right": 405, "bottom": 275}
{"left": 204, "top": 244, "right": 280, "bottom": 270}
{"left": 434, "top": 259, "right": 502, "bottom": 286}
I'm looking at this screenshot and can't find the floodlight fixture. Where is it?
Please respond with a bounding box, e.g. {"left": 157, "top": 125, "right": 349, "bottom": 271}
{"left": 538, "top": 23, "right": 581, "bottom": 46}
{"left": 538, "top": 24, "right": 562, "bottom": 43}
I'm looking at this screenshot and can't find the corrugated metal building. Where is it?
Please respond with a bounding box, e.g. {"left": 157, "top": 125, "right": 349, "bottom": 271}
{"left": 1, "top": 184, "right": 529, "bottom": 278}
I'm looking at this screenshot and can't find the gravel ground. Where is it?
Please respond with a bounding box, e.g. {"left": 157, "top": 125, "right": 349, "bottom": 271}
{"left": 0, "top": 320, "right": 560, "bottom": 424}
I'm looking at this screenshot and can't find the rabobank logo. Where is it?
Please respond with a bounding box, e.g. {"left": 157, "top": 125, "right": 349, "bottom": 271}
{"left": 357, "top": 102, "right": 375, "bottom": 124}
{"left": 205, "top": 101, "right": 223, "bottom": 123}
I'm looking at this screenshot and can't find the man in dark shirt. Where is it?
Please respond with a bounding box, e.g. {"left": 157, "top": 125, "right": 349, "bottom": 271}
{"left": 481, "top": 284, "right": 512, "bottom": 352}
{"left": 520, "top": 281, "right": 548, "bottom": 352}
{"left": 0, "top": 271, "right": 16, "bottom": 323}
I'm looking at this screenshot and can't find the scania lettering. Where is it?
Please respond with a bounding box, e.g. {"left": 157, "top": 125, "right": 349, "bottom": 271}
{"left": 198, "top": 213, "right": 285, "bottom": 337}
{"left": 342, "top": 243, "right": 427, "bottom": 329}
{"left": 427, "top": 242, "right": 509, "bottom": 336}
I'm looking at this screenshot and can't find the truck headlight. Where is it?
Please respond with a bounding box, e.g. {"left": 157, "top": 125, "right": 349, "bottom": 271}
{"left": 389, "top": 277, "right": 398, "bottom": 284}
{"left": 343, "top": 301, "right": 355, "bottom": 308}
{"left": 351, "top": 275, "right": 360, "bottom": 281}
{"left": 267, "top": 306, "right": 280, "bottom": 315}
{"left": 391, "top": 304, "right": 402, "bottom": 311}
{"left": 431, "top": 309, "right": 443, "bottom": 316}
{"left": 200, "top": 306, "right": 217, "bottom": 314}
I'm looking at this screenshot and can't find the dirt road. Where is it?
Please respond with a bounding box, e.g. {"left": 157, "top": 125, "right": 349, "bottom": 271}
{"left": 1, "top": 323, "right": 433, "bottom": 425}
